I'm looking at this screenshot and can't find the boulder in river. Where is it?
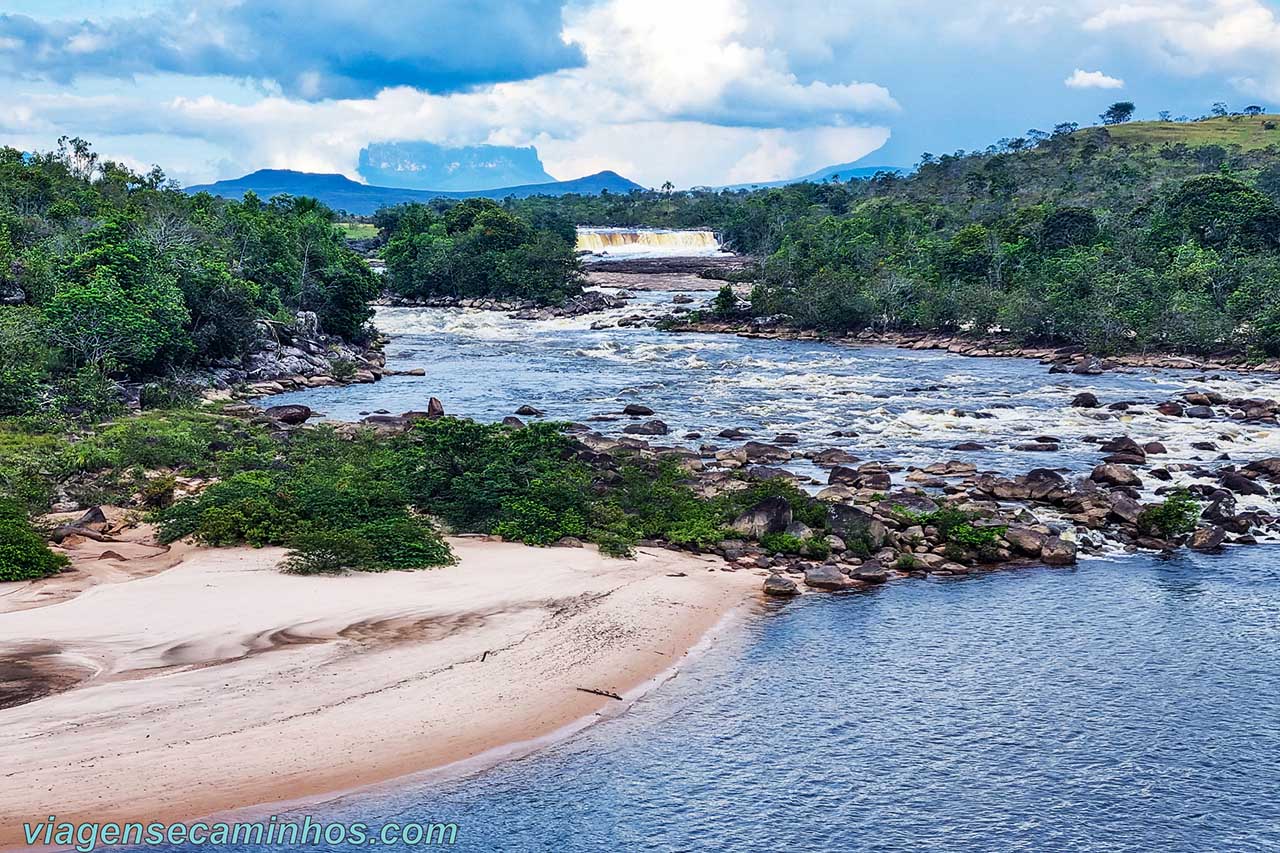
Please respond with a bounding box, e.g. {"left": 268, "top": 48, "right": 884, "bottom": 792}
{"left": 803, "top": 564, "right": 853, "bottom": 590}
{"left": 515, "top": 405, "right": 544, "bottom": 416}
{"left": 623, "top": 403, "right": 654, "bottom": 416}
{"left": 1189, "top": 525, "right": 1226, "bottom": 552}
{"left": 827, "top": 504, "right": 888, "bottom": 550}
{"left": 623, "top": 420, "right": 670, "bottom": 436}
{"left": 1004, "top": 526, "right": 1047, "bottom": 556}
{"left": 1071, "top": 392, "right": 1100, "bottom": 408}
{"left": 763, "top": 574, "right": 800, "bottom": 597}
{"left": 1091, "top": 463, "right": 1143, "bottom": 488}
{"left": 1219, "top": 472, "right": 1268, "bottom": 497}
{"left": 427, "top": 397, "right": 445, "bottom": 419}
{"left": 812, "top": 448, "right": 859, "bottom": 467}
{"left": 1040, "top": 536, "right": 1078, "bottom": 565}
{"left": 743, "top": 441, "right": 790, "bottom": 463}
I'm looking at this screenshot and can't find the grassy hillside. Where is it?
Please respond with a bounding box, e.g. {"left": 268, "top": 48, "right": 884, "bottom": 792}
{"left": 1102, "top": 115, "right": 1280, "bottom": 151}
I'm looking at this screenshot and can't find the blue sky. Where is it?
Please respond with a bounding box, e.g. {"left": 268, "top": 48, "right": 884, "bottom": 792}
{"left": 1, "top": 0, "right": 1277, "bottom": 187}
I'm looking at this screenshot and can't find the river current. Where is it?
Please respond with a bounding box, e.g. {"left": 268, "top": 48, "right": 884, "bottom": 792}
{"left": 248, "top": 289, "right": 1280, "bottom": 852}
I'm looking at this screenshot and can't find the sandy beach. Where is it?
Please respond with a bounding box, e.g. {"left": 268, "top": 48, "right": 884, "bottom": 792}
{"left": 0, "top": 520, "right": 758, "bottom": 844}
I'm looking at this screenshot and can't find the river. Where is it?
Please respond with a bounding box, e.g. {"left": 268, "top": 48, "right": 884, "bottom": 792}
{"left": 250, "top": 288, "right": 1280, "bottom": 852}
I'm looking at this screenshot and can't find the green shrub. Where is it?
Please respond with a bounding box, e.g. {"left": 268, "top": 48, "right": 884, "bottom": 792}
{"left": 140, "top": 474, "right": 176, "bottom": 508}
{"left": 0, "top": 499, "right": 68, "bottom": 581}
{"left": 282, "top": 521, "right": 453, "bottom": 575}
{"left": 1138, "top": 489, "right": 1201, "bottom": 539}
{"left": 281, "top": 531, "right": 375, "bottom": 575}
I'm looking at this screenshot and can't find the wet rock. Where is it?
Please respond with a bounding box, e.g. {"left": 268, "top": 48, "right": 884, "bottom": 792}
{"left": 828, "top": 465, "right": 861, "bottom": 486}
{"left": 1144, "top": 442, "right": 1168, "bottom": 455}
{"left": 1072, "top": 356, "right": 1104, "bottom": 375}
{"left": 1184, "top": 405, "right": 1213, "bottom": 419}
{"left": 1025, "top": 468, "right": 1072, "bottom": 502}
{"left": 1091, "top": 463, "right": 1143, "bottom": 488}
{"left": 264, "top": 404, "right": 313, "bottom": 425}
{"left": 1189, "top": 525, "right": 1226, "bottom": 552}
{"left": 624, "top": 420, "right": 670, "bottom": 436}
{"left": 950, "top": 441, "right": 987, "bottom": 451}
{"left": 1245, "top": 458, "right": 1280, "bottom": 481}
{"left": 803, "top": 564, "right": 853, "bottom": 590}
{"left": 623, "top": 403, "right": 654, "bottom": 416}
{"left": 812, "top": 448, "right": 859, "bottom": 467}
{"left": 1220, "top": 472, "right": 1268, "bottom": 497}
{"left": 515, "top": 405, "right": 544, "bottom": 416}
{"left": 1040, "top": 537, "right": 1078, "bottom": 565}
{"left": 1155, "top": 401, "right": 1185, "bottom": 417}
{"left": 730, "top": 496, "right": 793, "bottom": 539}
{"left": 1071, "top": 392, "right": 1100, "bottom": 408}
{"left": 427, "top": 397, "right": 445, "bottom": 419}
{"left": 763, "top": 574, "right": 800, "bottom": 596}
{"left": 853, "top": 559, "right": 889, "bottom": 584}
{"left": 743, "top": 441, "right": 791, "bottom": 463}
{"left": 718, "top": 427, "right": 751, "bottom": 439}
{"left": 501, "top": 416, "right": 526, "bottom": 428}
{"left": 1015, "top": 442, "right": 1059, "bottom": 452}
{"left": 1004, "top": 526, "right": 1047, "bottom": 556}
{"left": 1108, "top": 492, "right": 1144, "bottom": 525}
{"left": 773, "top": 433, "right": 800, "bottom": 446}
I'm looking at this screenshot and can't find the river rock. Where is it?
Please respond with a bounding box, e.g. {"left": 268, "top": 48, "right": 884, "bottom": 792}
{"left": 1108, "top": 492, "right": 1144, "bottom": 525}
{"left": 1072, "top": 356, "right": 1104, "bottom": 375}
{"left": 730, "top": 496, "right": 792, "bottom": 539}
{"left": 1219, "top": 472, "right": 1268, "bottom": 496}
{"left": 1040, "top": 536, "right": 1078, "bottom": 565}
{"left": 1025, "top": 468, "right": 1072, "bottom": 502}
{"left": 427, "top": 397, "right": 445, "bottom": 419}
{"left": 743, "top": 441, "right": 790, "bottom": 463}
{"left": 812, "top": 448, "right": 859, "bottom": 467}
{"left": 624, "top": 420, "right": 670, "bottom": 436}
{"left": 827, "top": 504, "right": 888, "bottom": 550}
{"left": 515, "top": 405, "right": 544, "bottom": 416}
{"left": 264, "top": 404, "right": 313, "bottom": 425}
{"left": 1245, "top": 458, "right": 1280, "bottom": 481}
{"left": 803, "top": 564, "right": 852, "bottom": 590}
{"left": 1071, "top": 392, "right": 1100, "bottom": 408}
{"left": 1091, "top": 463, "right": 1142, "bottom": 488}
{"left": 718, "top": 427, "right": 751, "bottom": 439}
{"left": 763, "top": 574, "right": 800, "bottom": 596}
{"left": 502, "top": 416, "right": 526, "bottom": 428}
{"left": 623, "top": 403, "right": 654, "bottom": 416}
{"left": 1189, "top": 525, "right": 1226, "bottom": 551}
{"left": 1185, "top": 405, "right": 1213, "bottom": 419}
{"left": 1004, "top": 525, "right": 1047, "bottom": 556}
{"left": 853, "top": 559, "right": 889, "bottom": 584}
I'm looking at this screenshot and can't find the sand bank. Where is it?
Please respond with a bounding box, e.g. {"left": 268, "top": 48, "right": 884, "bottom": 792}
{"left": 0, "top": 528, "right": 759, "bottom": 844}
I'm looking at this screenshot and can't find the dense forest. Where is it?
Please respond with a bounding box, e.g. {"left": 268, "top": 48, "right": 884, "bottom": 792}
{"left": 505, "top": 116, "right": 1280, "bottom": 355}
{"left": 0, "top": 138, "right": 377, "bottom": 419}
{"left": 375, "top": 198, "right": 583, "bottom": 303}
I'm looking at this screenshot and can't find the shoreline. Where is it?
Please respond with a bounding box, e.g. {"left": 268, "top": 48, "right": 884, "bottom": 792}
{"left": 664, "top": 321, "right": 1280, "bottom": 375}
{"left": 0, "top": 532, "right": 759, "bottom": 846}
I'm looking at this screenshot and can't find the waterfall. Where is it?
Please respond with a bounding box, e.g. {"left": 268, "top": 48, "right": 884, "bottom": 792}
{"left": 575, "top": 227, "right": 725, "bottom": 258}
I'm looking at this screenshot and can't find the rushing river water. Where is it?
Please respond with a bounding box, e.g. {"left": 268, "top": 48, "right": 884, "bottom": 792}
{"left": 245, "top": 290, "right": 1280, "bottom": 852}
{"left": 268, "top": 290, "right": 1280, "bottom": 513}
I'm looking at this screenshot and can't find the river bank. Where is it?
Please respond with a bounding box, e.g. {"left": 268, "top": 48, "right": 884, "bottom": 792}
{"left": 666, "top": 319, "right": 1280, "bottom": 375}
{"left": 0, "top": 516, "right": 757, "bottom": 846}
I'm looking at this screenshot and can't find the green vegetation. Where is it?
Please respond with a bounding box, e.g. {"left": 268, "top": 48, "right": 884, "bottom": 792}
{"left": 335, "top": 221, "right": 379, "bottom": 240}
{"left": 0, "top": 497, "right": 68, "bottom": 581}
{"left": 510, "top": 116, "right": 1280, "bottom": 357}
{"left": 760, "top": 531, "right": 830, "bottom": 559}
{"left": 1, "top": 406, "right": 833, "bottom": 573}
{"left": 892, "top": 502, "right": 1004, "bottom": 559}
{"left": 377, "top": 199, "right": 583, "bottom": 304}
{"left": 0, "top": 138, "right": 378, "bottom": 419}
{"left": 1138, "top": 489, "right": 1202, "bottom": 539}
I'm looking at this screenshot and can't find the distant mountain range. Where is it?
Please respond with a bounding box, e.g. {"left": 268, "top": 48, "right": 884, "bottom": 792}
{"left": 185, "top": 169, "right": 644, "bottom": 214}
{"left": 357, "top": 142, "right": 554, "bottom": 191}
{"left": 715, "top": 162, "right": 903, "bottom": 191}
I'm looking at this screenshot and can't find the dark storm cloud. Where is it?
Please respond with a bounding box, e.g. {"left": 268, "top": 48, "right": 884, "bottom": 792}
{"left": 0, "top": 0, "right": 584, "bottom": 99}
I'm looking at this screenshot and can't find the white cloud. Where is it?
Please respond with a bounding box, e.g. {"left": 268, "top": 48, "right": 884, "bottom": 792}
{"left": 0, "top": 0, "right": 898, "bottom": 187}
{"left": 1064, "top": 68, "right": 1124, "bottom": 89}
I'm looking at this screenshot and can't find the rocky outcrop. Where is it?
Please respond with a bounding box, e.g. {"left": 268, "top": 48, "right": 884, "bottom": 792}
{"left": 730, "top": 496, "right": 793, "bottom": 539}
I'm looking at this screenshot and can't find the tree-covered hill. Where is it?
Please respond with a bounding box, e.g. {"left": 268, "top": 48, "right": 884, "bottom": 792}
{"left": 507, "top": 116, "right": 1280, "bottom": 356}
{"left": 0, "top": 138, "right": 377, "bottom": 418}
